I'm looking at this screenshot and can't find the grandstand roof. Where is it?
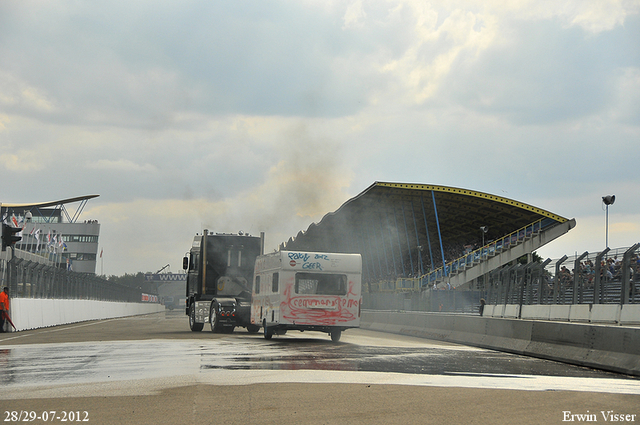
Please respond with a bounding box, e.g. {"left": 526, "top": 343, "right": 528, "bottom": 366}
{"left": 1, "top": 195, "right": 99, "bottom": 224}
{"left": 282, "top": 182, "right": 571, "bottom": 278}
{"left": 1, "top": 195, "right": 99, "bottom": 209}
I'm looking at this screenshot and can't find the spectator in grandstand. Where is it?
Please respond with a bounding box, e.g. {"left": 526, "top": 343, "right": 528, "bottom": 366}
{"left": 608, "top": 258, "right": 621, "bottom": 279}
{"left": 603, "top": 260, "right": 614, "bottom": 280}
{"left": 560, "top": 266, "right": 572, "bottom": 286}
{"left": 578, "top": 260, "right": 595, "bottom": 288}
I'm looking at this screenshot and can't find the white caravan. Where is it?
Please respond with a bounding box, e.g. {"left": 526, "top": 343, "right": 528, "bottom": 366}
{"left": 251, "top": 251, "right": 362, "bottom": 342}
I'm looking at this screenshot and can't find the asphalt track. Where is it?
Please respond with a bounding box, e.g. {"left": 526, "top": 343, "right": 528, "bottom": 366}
{"left": 1, "top": 311, "right": 639, "bottom": 425}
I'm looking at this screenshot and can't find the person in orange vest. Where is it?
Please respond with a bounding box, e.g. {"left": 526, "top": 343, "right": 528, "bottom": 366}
{"left": 0, "top": 287, "right": 9, "bottom": 333}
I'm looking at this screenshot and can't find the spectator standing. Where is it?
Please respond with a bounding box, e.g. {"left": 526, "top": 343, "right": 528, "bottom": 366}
{"left": 0, "top": 287, "right": 9, "bottom": 333}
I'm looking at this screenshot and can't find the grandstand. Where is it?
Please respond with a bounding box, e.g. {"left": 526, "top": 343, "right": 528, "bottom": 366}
{"left": 281, "top": 182, "right": 576, "bottom": 292}
{"left": 1, "top": 195, "right": 101, "bottom": 274}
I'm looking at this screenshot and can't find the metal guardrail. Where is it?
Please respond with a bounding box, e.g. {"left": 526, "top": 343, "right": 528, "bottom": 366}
{"left": 420, "top": 218, "right": 554, "bottom": 287}
{"left": 1, "top": 249, "right": 144, "bottom": 302}
{"left": 368, "top": 218, "right": 551, "bottom": 290}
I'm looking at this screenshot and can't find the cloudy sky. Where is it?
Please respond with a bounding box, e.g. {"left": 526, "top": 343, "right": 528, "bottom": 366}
{"left": 1, "top": 0, "right": 639, "bottom": 276}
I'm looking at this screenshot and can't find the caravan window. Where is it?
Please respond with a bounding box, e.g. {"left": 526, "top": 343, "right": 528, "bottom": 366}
{"left": 254, "top": 276, "right": 261, "bottom": 294}
{"left": 295, "top": 273, "right": 347, "bottom": 295}
{"left": 272, "top": 273, "right": 279, "bottom": 293}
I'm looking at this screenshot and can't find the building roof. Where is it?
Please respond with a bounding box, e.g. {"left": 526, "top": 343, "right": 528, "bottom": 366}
{"left": 1, "top": 195, "right": 99, "bottom": 224}
{"left": 1, "top": 195, "right": 99, "bottom": 209}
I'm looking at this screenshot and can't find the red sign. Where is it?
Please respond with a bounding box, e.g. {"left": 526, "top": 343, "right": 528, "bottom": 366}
{"left": 289, "top": 260, "right": 296, "bottom": 267}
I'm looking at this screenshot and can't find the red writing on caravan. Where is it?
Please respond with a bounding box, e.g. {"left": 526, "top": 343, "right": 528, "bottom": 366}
{"left": 280, "top": 283, "right": 360, "bottom": 325}
{"left": 291, "top": 297, "right": 339, "bottom": 309}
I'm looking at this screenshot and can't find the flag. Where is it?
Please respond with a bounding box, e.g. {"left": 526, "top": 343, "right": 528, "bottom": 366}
{"left": 58, "top": 235, "right": 67, "bottom": 251}
{"left": 35, "top": 228, "right": 41, "bottom": 252}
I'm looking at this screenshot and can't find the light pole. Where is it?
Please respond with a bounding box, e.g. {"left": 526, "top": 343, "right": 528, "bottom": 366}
{"left": 602, "top": 195, "right": 615, "bottom": 248}
{"left": 480, "top": 226, "right": 488, "bottom": 246}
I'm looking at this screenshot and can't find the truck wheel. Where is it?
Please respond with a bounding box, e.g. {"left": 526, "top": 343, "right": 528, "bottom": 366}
{"left": 209, "top": 304, "right": 219, "bottom": 333}
{"left": 247, "top": 325, "right": 260, "bottom": 334}
{"left": 189, "top": 304, "right": 204, "bottom": 332}
{"left": 263, "top": 320, "right": 273, "bottom": 340}
{"left": 330, "top": 330, "right": 342, "bottom": 342}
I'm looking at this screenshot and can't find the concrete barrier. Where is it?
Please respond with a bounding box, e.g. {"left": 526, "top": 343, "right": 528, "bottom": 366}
{"left": 521, "top": 305, "right": 550, "bottom": 320}
{"left": 591, "top": 304, "right": 620, "bottom": 323}
{"left": 483, "top": 304, "right": 496, "bottom": 317}
{"left": 489, "top": 304, "right": 504, "bottom": 318}
{"left": 620, "top": 304, "right": 640, "bottom": 325}
{"left": 549, "top": 305, "right": 571, "bottom": 321}
{"left": 568, "top": 304, "right": 591, "bottom": 322}
{"left": 6, "top": 298, "right": 165, "bottom": 332}
{"left": 361, "top": 309, "right": 640, "bottom": 377}
{"left": 484, "top": 303, "right": 640, "bottom": 325}
{"left": 503, "top": 304, "right": 519, "bottom": 318}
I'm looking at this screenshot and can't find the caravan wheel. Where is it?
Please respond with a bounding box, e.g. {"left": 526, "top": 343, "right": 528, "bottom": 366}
{"left": 330, "top": 330, "right": 342, "bottom": 342}
{"left": 263, "top": 320, "right": 273, "bottom": 340}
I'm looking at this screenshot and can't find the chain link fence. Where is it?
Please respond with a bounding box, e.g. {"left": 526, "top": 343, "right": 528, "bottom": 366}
{"left": 1, "top": 249, "right": 143, "bottom": 302}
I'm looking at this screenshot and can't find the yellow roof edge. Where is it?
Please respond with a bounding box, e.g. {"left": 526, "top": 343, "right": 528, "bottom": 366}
{"left": 375, "top": 182, "right": 569, "bottom": 223}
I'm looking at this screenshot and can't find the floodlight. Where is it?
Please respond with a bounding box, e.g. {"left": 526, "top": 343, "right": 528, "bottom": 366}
{"left": 602, "top": 195, "right": 616, "bottom": 248}
{"left": 602, "top": 195, "right": 615, "bottom": 206}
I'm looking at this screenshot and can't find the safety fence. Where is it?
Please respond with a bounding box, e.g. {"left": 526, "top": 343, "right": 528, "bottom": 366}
{"left": 0, "top": 249, "right": 144, "bottom": 303}
{"left": 363, "top": 244, "right": 640, "bottom": 314}
{"left": 485, "top": 244, "right": 640, "bottom": 306}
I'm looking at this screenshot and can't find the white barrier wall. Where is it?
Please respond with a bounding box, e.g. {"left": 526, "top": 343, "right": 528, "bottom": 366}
{"left": 361, "top": 310, "right": 640, "bottom": 377}
{"left": 488, "top": 303, "right": 640, "bottom": 325}
{"left": 7, "top": 298, "right": 165, "bottom": 332}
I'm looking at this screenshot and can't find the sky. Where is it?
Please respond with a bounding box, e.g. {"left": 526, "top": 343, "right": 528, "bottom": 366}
{"left": 1, "top": 0, "right": 639, "bottom": 276}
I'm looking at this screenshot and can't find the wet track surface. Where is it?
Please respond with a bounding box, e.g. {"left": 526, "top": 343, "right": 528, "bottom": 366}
{"left": 0, "top": 311, "right": 638, "bottom": 396}
{"left": 2, "top": 311, "right": 639, "bottom": 425}
{"left": 1, "top": 336, "right": 626, "bottom": 388}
